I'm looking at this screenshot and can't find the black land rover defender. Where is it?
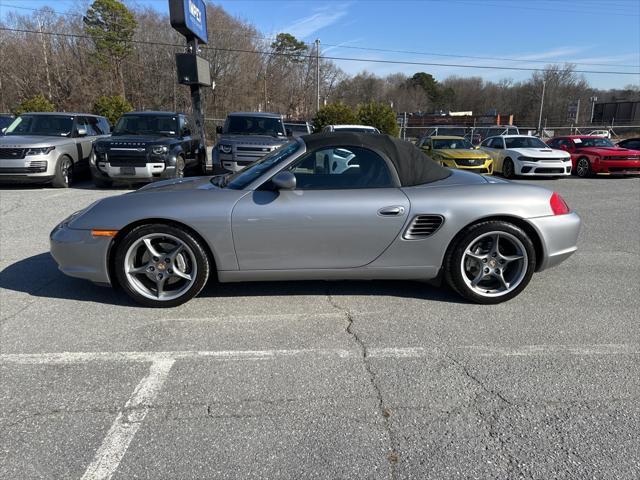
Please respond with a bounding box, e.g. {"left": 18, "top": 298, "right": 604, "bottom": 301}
{"left": 91, "top": 111, "right": 203, "bottom": 187}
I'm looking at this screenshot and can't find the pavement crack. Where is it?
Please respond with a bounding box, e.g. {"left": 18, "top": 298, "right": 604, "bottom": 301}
{"left": 326, "top": 289, "right": 399, "bottom": 479}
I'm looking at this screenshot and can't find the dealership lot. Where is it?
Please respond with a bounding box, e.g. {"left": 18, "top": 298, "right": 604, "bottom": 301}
{"left": 1, "top": 177, "right": 639, "bottom": 479}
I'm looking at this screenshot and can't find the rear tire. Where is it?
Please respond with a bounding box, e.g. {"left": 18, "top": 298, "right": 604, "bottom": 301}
{"left": 115, "top": 224, "right": 210, "bottom": 307}
{"left": 52, "top": 156, "right": 73, "bottom": 188}
{"left": 444, "top": 221, "right": 536, "bottom": 304}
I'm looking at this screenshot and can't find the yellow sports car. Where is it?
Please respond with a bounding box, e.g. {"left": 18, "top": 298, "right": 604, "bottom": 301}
{"left": 418, "top": 135, "right": 493, "bottom": 174}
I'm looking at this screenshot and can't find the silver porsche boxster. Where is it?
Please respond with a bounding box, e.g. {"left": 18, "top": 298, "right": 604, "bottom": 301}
{"left": 50, "top": 132, "right": 581, "bottom": 307}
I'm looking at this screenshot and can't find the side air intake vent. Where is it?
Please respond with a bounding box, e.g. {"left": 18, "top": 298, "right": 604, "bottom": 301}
{"left": 404, "top": 215, "right": 444, "bottom": 239}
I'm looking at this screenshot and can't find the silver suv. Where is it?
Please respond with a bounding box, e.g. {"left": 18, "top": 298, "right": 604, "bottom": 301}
{"left": 213, "top": 112, "right": 291, "bottom": 172}
{"left": 0, "top": 112, "right": 110, "bottom": 187}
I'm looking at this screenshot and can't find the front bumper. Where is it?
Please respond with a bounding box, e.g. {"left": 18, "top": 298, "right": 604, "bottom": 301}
{"left": 516, "top": 160, "right": 572, "bottom": 176}
{"left": 526, "top": 211, "right": 581, "bottom": 271}
{"left": 592, "top": 159, "right": 640, "bottom": 175}
{"left": 0, "top": 152, "right": 57, "bottom": 181}
{"left": 50, "top": 222, "right": 113, "bottom": 284}
{"left": 442, "top": 159, "right": 493, "bottom": 175}
{"left": 92, "top": 161, "right": 177, "bottom": 182}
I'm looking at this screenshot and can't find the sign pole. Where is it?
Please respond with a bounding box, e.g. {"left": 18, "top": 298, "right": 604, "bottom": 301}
{"left": 187, "top": 37, "right": 206, "bottom": 171}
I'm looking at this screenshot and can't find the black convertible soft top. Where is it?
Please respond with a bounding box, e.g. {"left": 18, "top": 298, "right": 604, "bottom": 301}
{"left": 301, "top": 132, "right": 451, "bottom": 186}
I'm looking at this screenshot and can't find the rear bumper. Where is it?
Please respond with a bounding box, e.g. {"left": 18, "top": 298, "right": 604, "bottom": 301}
{"left": 50, "top": 223, "right": 112, "bottom": 284}
{"left": 526, "top": 211, "right": 581, "bottom": 271}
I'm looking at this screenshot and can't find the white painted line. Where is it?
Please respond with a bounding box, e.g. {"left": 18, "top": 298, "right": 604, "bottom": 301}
{"left": 0, "top": 344, "right": 638, "bottom": 365}
{"left": 80, "top": 358, "right": 175, "bottom": 480}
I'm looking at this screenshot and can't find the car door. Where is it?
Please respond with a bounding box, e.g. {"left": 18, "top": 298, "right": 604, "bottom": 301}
{"left": 231, "top": 145, "right": 411, "bottom": 270}
{"left": 485, "top": 137, "right": 506, "bottom": 171}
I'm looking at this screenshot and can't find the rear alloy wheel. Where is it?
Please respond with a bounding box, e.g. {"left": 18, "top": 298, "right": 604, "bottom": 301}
{"left": 575, "top": 157, "right": 592, "bottom": 178}
{"left": 52, "top": 157, "right": 73, "bottom": 188}
{"left": 444, "top": 221, "right": 536, "bottom": 304}
{"left": 115, "top": 224, "right": 210, "bottom": 307}
{"left": 502, "top": 158, "right": 515, "bottom": 179}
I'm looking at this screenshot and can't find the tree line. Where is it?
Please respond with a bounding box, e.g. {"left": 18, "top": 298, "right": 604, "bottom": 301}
{"left": 0, "top": 0, "right": 637, "bottom": 129}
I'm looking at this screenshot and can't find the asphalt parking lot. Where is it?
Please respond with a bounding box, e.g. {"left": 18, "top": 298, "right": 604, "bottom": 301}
{"left": 1, "top": 176, "right": 639, "bottom": 479}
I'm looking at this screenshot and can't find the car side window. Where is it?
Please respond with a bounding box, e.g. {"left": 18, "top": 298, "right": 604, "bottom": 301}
{"left": 98, "top": 117, "right": 111, "bottom": 134}
{"left": 492, "top": 138, "right": 504, "bottom": 149}
{"left": 85, "top": 117, "right": 104, "bottom": 136}
{"left": 288, "top": 146, "right": 394, "bottom": 190}
{"left": 76, "top": 117, "right": 92, "bottom": 136}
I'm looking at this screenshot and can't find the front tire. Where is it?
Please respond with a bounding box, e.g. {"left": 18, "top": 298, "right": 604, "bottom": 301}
{"left": 502, "top": 158, "right": 516, "bottom": 179}
{"left": 92, "top": 174, "right": 112, "bottom": 188}
{"left": 115, "top": 224, "right": 210, "bottom": 307}
{"left": 444, "top": 221, "right": 536, "bottom": 304}
{"left": 575, "top": 157, "right": 592, "bottom": 178}
{"left": 52, "top": 156, "right": 73, "bottom": 188}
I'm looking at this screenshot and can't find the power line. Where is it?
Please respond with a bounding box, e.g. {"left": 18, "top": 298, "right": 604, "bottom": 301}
{"left": 320, "top": 43, "right": 640, "bottom": 69}
{"left": 1, "top": 26, "right": 639, "bottom": 76}
{"left": 2, "top": 3, "right": 639, "bottom": 69}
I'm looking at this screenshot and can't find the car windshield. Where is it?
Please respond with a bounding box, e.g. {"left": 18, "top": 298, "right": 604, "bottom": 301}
{"left": 226, "top": 116, "right": 286, "bottom": 137}
{"left": 112, "top": 115, "right": 178, "bottom": 136}
{"left": 505, "top": 137, "right": 548, "bottom": 149}
{"left": 5, "top": 115, "right": 73, "bottom": 137}
{"left": 577, "top": 137, "right": 615, "bottom": 148}
{"left": 218, "top": 141, "right": 300, "bottom": 190}
{"left": 432, "top": 138, "right": 473, "bottom": 149}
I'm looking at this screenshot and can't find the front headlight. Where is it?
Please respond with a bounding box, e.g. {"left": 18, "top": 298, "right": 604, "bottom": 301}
{"left": 218, "top": 144, "right": 232, "bottom": 154}
{"left": 26, "top": 146, "right": 55, "bottom": 155}
{"left": 94, "top": 144, "right": 106, "bottom": 154}
{"left": 517, "top": 156, "right": 538, "bottom": 162}
{"left": 151, "top": 145, "right": 169, "bottom": 155}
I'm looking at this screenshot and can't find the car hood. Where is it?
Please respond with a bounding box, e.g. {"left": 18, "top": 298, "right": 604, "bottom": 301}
{"left": 218, "top": 134, "right": 289, "bottom": 146}
{"left": 435, "top": 148, "right": 490, "bottom": 160}
{"left": 575, "top": 146, "right": 640, "bottom": 156}
{"left": 0, "top": 135, "right": 73, "bottom": 147}
{"left": 509, "top": 147, "right": 569, "bottom": 158}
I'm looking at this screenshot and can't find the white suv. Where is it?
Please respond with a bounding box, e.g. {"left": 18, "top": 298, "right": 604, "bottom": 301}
{"left": 479, "top": 135, "right": 572, "bottom": 178}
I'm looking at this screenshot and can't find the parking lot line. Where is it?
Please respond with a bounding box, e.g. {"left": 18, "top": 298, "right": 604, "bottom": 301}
{"left": 1, "top": 343, "right": 638, "bottom": 366}
{"left": 79, "top": 358, "right": 175, "bottom": 480}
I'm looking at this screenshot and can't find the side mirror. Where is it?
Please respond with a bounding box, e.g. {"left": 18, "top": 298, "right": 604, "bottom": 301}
{"left": 272, "top": 171, "right": 296, "bottom": 190}
{"left": 76, "top": 127, "right": 87, "bottom": 137}
{"left": 286, "top": 128, "right": 293, "bottom": 137}
{"left": 558, "top": 145, "right": 568, "bottom": 151}
{"left": 182, "top": 128, "right": 191, "bottom": 137}
{"left": 216, "top": 126, "right": 223, "bottom": 134}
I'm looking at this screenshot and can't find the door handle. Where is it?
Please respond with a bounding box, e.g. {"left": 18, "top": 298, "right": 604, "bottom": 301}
{"left": 378, "top": 206, "right": 405, "bottom": 216}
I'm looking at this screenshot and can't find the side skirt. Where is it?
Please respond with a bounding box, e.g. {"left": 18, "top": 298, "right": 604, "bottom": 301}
{"left": 218, "top": 266, "right": 439, "bottom": 283}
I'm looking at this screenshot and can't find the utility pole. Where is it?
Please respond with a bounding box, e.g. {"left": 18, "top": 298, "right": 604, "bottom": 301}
{"left": 537, "top": 79, "right": 546, "bottom": 136}
{"left": 315, "top": 39, "right": 320, "bottom": 114}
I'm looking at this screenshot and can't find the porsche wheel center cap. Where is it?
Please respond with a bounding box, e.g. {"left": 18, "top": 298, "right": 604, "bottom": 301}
{"left": 156, "top": 262, "right": 167, "bottom": 271}
{"left": 488, "top": 259, "right": 497, "bottom": 268}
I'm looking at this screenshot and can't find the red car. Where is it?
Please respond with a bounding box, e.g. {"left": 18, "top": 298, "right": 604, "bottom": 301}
{"left": 547, "top": 135, "right": 640, "bottom": 177}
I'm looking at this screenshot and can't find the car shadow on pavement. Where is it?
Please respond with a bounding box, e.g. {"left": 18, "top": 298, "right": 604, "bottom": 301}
{"left": 1, "top": 253, "right": 465, "bottom": 306}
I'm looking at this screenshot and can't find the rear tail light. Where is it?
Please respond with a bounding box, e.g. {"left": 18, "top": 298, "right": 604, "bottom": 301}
{"left": 550, "top": 192, "right": 570, "bottom": 215}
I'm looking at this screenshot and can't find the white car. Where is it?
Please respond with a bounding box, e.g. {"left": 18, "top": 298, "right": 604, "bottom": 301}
{"left": 479, "top": 135, "right": 572, "bottom": 178}
{"left": 322, "top": 124, "right": 380, "bottom": 134}
{"left": 587, "top": 129, "right": 611, "bottom": 138}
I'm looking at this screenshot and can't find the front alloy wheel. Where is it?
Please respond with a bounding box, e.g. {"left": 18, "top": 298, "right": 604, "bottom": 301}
{"left": 115, "top": 224, "right": 210, "bottom": 307}
{"left": 575, "top": 157, "right": 592, "bottom": 177}
{"left": 445, "top": 221, "right": 536, "bottom": 304}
